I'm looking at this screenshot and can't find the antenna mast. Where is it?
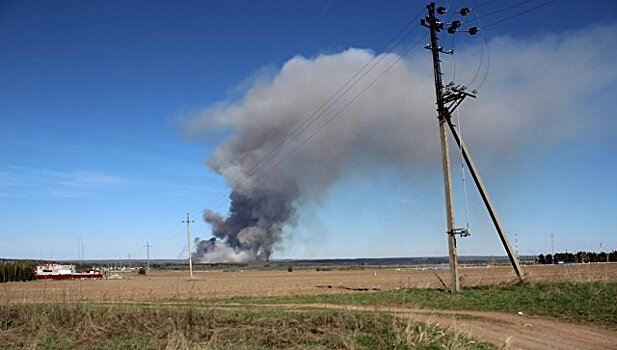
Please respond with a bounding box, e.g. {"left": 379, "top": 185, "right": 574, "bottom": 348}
{"left": 421, "top": 3, "right": 524, "bottom": 292}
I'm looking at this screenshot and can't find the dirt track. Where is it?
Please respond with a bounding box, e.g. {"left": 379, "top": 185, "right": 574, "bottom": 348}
{"left": 223, "top": 303, "right": 617, "bottom": 350}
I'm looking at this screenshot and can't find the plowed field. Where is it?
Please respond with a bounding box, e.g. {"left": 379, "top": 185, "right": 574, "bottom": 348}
{"left": 3, "top": 263, "right": 616, "bottom": 303}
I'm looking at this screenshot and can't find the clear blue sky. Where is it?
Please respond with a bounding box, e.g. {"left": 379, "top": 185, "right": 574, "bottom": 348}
{"left": 1, "top": 0, "right": 616, "bottom": 260}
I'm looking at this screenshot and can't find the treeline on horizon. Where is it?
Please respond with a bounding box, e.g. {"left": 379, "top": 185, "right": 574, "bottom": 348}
{"left": 536, "top": 250, "right": 617, "bottom": 264}
{"left": 0, "top": 262, "right": 35, "bottom": 283}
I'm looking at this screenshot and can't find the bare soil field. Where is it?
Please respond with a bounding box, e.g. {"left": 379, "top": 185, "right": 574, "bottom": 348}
{"left": 3, "top": 262, "right": 616, "bottom": 303}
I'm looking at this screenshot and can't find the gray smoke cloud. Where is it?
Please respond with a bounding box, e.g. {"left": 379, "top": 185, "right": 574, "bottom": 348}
{"left": 184, "top": 25, "right": 616, "bottom": 263}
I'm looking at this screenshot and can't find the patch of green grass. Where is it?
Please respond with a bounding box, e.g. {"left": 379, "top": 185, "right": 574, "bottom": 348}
{"left": 218, "top": 281, "right": 617, "bottom": 327}
{"left": 0, "top": 303, "right": 495, "bottom": 349}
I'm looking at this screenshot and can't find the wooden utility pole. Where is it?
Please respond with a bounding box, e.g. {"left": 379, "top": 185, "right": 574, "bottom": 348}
{"left": 421, "top": 2, "right": 524, "bottom": 292}
{"left": 183, "top": 213, "right": 195, "bottom": 279}
{"left": 144, "top": 241, "right": 151, "bottom": 275}
{"left": 424, "top": 2, "right": 460, "bottom": 293}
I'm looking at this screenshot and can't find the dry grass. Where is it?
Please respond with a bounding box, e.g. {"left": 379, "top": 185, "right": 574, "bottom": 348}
{"left": 0, "top": 303, "right": 496, "bottom": 349}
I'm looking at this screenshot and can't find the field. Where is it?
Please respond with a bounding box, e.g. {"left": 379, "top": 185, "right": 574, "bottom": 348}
{"left": 2, "top": 263, "right": 617, "bottom": 349}
{"left": 2, "top": 263, "right": 616, "bottom": 303}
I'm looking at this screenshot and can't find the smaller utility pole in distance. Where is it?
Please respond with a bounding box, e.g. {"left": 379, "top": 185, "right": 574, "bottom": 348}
{"left": 144, "top": 241, "right": 152, "bottom": 275}
{"left": 551, "top": 233, "right": 554, "bottom": 259}
{"left": 183, "top": 213, "right": 195, "bottom": 279}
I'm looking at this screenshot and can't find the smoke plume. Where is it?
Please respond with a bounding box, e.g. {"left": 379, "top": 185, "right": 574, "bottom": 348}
{"left": 185, "top": 25, "right": 616, "bottom": 263}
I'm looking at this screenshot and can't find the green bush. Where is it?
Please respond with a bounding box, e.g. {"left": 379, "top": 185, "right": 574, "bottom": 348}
{"left": 138, "top": 267, "right": 146, "bottom": 275}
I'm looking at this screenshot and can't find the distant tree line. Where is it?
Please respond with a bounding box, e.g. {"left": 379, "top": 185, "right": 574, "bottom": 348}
{"left": 536, "top": 250, "right": 617, "bottom": 264}
{"left": 0, "top": 262, "right": 35, "bottom": 282}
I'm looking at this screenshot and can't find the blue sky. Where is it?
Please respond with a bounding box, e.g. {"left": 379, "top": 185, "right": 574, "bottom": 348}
{"left": 1, "top": 0, "right": 616, "bottom": 260}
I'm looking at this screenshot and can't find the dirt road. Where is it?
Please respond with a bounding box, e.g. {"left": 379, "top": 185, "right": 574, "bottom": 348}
{"left": 221, "top": 302, "right": 617, "bottom": 350}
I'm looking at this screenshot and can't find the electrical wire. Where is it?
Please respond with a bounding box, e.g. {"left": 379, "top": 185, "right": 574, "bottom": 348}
{"left": 162, "top": 0, "right": 559, "bottom": 245}
{"left": 472, "top": 0, "right": 533, "bottom": 21}
{"left": 473, "top": 0, "right": 500, "bottom": 10}
{"left": 483, "top": 0, "right": 557, "bottom": 28}
{"left": 185, "top": 18, "right": 424, "bottom": 217}
{"left": 475, "top": 13, "right": 491, "bottom": 90}
{"left": 174, "top": 6, "right": 428, "bottom": 225}
{"left": 474, "top": 0, "right": 557, "bottom": 88}
{"left": 467, "top": 10, "right": 491, "bottom": 91}
{"left": 448, "top": 32, "right": 460, "bottom": 82}
{"left": 190, "top": 33, "right": 427, "bottom": 219}
{"left": 455, "top": 107, "right": 471, "bottom": 230}
{"left": 466, "top": 29, "right": 485, "bottom": 88}
{"left": 240, "top": 20, "right": 423, "bottom": 185}
{"left": 249, "top": 35, "right": 426, "bottom": 187}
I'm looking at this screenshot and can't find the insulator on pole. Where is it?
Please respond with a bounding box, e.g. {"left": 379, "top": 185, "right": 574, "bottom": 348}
{"left": 437, "top": 6, "right": 447, "bottom": 14}
{"left": 459, "top": 7, "right": 470, "bottom": 16}
{"left": 468, "top": 27, "right": 479, "bottom": 35}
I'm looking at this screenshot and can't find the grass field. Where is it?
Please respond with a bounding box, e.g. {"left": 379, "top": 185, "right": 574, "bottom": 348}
{"left": 219, "top": 281, "right": 617, "bottom": 327}
{"left": 0, "top": 303, "right": 496, "bottom": 349}
{"left": 2, "top": 263, "right": 616, "bottom": 349}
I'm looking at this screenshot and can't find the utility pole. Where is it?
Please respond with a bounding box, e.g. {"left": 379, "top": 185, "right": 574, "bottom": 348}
{"left": 421, "top": 3, "right": 524, "bottom": 291}
{"left": 144, "top": 241, "right": 151, "bottom": 275}
{"left": 551, "top": 233, "right": 554, "bottom": 260}
{"left": 183, "top": 213, "right": 195, "bottom": 279}
{"left": 424, "top": 2, "right": 459, "bottom": 293}
{"left": 128, "top": 253, "right": 131, "bottom": 270}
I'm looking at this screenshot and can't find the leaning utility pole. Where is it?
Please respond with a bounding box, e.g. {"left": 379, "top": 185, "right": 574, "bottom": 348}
{"left": 421, "top": 3, "right": 524, "bottom": 292}
{"left": 183, "top": 213, "right": 195, "bottom": 279}
{"left": 424, "top": 2, "right": 460, "bottom": 293}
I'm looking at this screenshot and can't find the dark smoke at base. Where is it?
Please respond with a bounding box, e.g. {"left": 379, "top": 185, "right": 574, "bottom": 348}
{"left": 193, "top": 190, "right": 296, "bottom": 262}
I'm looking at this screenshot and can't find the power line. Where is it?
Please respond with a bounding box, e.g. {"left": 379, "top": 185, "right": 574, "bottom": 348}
{"left": 150, "top": 6, "right": 429, "bottom": 252}
{"left": 223, "top": 11, "right": 425, "bottom": 184}
{"left": 474, "top": 0, "right": 533, "bottom": 20}
{"left": 181, "top": 7, "right": 427, "bottom": 217}
{"left": 240, "top": 22, "right": 421, "bottom": 184}
{"left": 475, "top": 24, "right": 491, "bottom": 90}
{"left": 473, "top": 0, "right": 501, "bottom": 10}
{"left": 467, "top": 11, "right": 491, "bottom": 90}
{"left": 186, "top": 34, "right": 427, "bottom": 221}
{"left": 249, "top": 35, "right": 426, "bottom": 187}
{"left": 484, "top": 0, "right": 557, "bottom": 28}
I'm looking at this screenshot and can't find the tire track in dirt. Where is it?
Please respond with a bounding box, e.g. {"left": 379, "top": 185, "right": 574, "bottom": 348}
{"left": 216, "top": 303, "right": 617, "bottom": 350}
